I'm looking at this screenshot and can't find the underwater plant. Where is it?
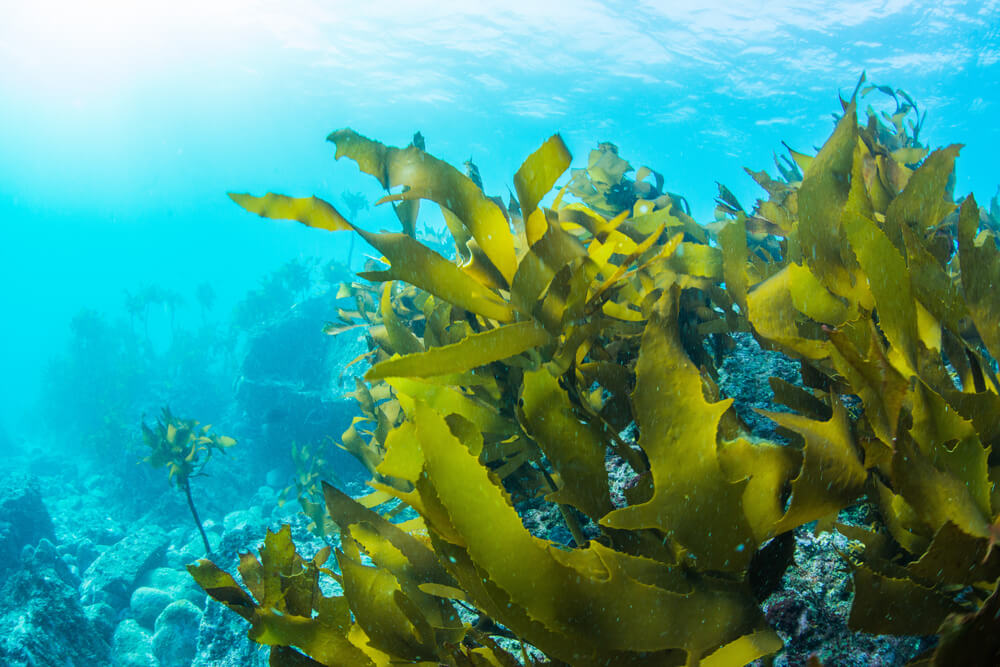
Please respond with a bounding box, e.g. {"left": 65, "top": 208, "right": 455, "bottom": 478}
{"left": 142, "top": 407, "right": 235, "bottom": 555}
{"left": 191, "top": 76, "right": 1000, "bottom": 665}
{"left": 278, "top": 440, "right": 344, "bottom": 538}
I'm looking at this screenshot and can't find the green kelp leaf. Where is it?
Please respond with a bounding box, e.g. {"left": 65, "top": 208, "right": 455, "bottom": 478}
{"left": 907, "top": 521, "right": 1000, "bottom": 587}
{"left": 884, "top": 144, "right": 961, "bottom": 248}
{"left": 229, "top": 192, "right": 512, "bottom": 322}
{"left": 256, "top": 526, "right": 300, "bottom": 610}
{"left": 892, "top": 433, "right": 992, "bottom": 539}
{"left": 413, "top": 400, "right": 761, "bottom": 659}
{"left": 514, "top": 134, "right": 572, "bottom": 220}
{"left": 379, "top": 283, "right": 424, "bottom": 355}
{"left": 268, "top": 646, "right": 328, "bottom": 667}
{"left": 329, "top": 128, "right": 517, "bottom": 285}
{"left": 958, "top": 196, "right": 1000, "bottom": 362}
{"left": 890, "top": 146, "right": 929, "bottom": 165}
{"left": 229, "top": 193, "right": 354, "bottom": 232}
{"left": 700, "top": 628, "right": 783, "bottom": 667}
{"left": 719, "top": 215, "right": 749, "bottom": 314}
{"left": 932, "top": 581, "right": 1000, "bottom": 666}
{"left": 843, "top": 210, "right": 919, "bottom": 376}
{"left": 346, "top": 521, "right": 467, "bottom": 649}
{"left": 393, "top": 198, "right": 418, "bottom": 238}
{"left": 323, "top": 483, "right": 455, "bottom": 590}
{"left": 427, "top": 532, "right": 687, "bottom": 667}
{"left": 717, "top": 438, "right": 802, "bottom": 544}
{"left": 768, "top": 378, "right": 832, "bottom": 421}
{"left": 192, "top": 528, "right": 373, "bottom": 666}
{"left": 827, "top": 319, "right": 909, "bottom": 447}
{"left": 747, "top": 265, "right": 829, "bottom": 360}
{"left": 919, "top": 346, "right": 1000, "bottom": 446}
{"left": 337, "top": 548, "right": 438, "bottom": 661}
{"left": 249, "top": 606, "right": 375, "bottom": 667}
{"left": 797, "top": 99, "right": 857, "bottom": 297}
{"left": 872, "top": 478, "right": 932, "bottom": 556}
{"left": 357, "top": 230, "right": 514, "bottom": 323}
{"left": 909, "top": 381, "right": 993, "bottom": 520}
{"left": 366, "top": 321, "right": 551, "bottom": 381}
{"left": 519, "top": 368, "right": 613, "bottom": 521}
{"left": 510, "top": 213, "right": 591, "bottom": 317}
{"left": 440, "top": 206, "right": 473, "bottom": 263}
{"left": 187, "top": 559, "right": 256, "bottom": 620}
{"left": 338, "top": 418, "right": 382, "bottom": 478}
{"left": 787, "top": 262, "right": 851, "bottom": 326}
{"left": 601, "top": 288, "right": 756, "bottom": 572}
{"left": 849, "top": 564, "right": 962, "bottom": 635}
{"left": 386, "top": 378, "right": 513, "bottom": 439}
{"left": 659, "top": 242, "right": 723, "bottom": 280}
{"left": 899, "top": 224, "right": 968, "bottom": 333}
{"left": 757, "top": 399, "right": 867, "bottom": 535}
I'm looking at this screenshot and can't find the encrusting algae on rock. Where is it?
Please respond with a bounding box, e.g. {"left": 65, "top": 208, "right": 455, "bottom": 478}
{"left": 188, "top": 75, "right": 1000, "bottom": 666}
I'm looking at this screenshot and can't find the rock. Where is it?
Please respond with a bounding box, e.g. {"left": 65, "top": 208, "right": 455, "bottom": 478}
{"left": 234, "top": 294, "right": 368, "bottom": 480}
{"left": 112, "top": 619, "right": 155, "bottom": 667}
{"left": 76, "top": 537, "right": 101, "bottom": 570}
{"left": 223, "top": 507, "right": 263, "bottom": 533}
{"left": 0, "top": 474, "right": 55, "bottom": 575}
{"left": 172, "top": 529, "right": 220, "bottom": 566}
{"left": 139, "top": 566, "right": 206, "bottom": 609}
{"left": 85, "top": 601, "right": 118, "bottom": 643}
{"left": 130, "top": 586, "right": 174, "bottom": 629}
{"left": 0, "top": 540, "right": 110, "bottom": 666}
{"left": 82, "top": 524, "right": 170, "bottom": 610}
{"left": 193, "top": 599, "right": 269, "bottom": 667}
{"left": 153, "top": 600, "right": 203, "bottom": 667}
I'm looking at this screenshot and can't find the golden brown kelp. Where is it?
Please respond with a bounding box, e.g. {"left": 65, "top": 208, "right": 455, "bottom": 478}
{"left": 191, "top": 78, "right": 1000, "bottom": 665}
{"left": 142, "top": 407, "right": 236, "bottom": 555}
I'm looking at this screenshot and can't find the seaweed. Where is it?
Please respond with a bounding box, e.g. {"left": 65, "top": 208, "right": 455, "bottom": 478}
{"left": 278, "top": 440, "right": 343, "bottom": 538}
{"left": 142, "top": 407, "right": 235, "bottom": 555}
{"left": 193, "top": 79, "right": 1000, "bottom": 665}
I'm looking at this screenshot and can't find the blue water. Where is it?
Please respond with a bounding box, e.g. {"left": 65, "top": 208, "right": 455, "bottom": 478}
{"left": 1, "top": 1, "right": 998, "bottom": 436}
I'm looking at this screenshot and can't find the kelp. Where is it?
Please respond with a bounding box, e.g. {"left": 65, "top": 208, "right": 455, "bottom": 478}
{"left": 142, "top": 407, "right": 235, "bottom": 555}
{"left": 196, "top": 76, "right": 1000, "bottom": 665}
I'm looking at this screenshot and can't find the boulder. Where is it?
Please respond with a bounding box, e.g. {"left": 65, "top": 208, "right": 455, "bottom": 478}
{"left": 82, "top": 524, "right": 170, "bottom": 610}
{"left": 85, "top": 601, "right": 118, "bottom": 643}
{"left": 130, "top": 586, "right": 174, "bottom": 629}
{"left": 0, "top": 539, "right": 110, "bottom": 666}
{"left": 138, "top": 566, "right": 206, "bottom": 608}
{"left": 0, "top": 474, "right": 55, "bottom": 575}
{"left": 153, "top": 599, "right": 203, "bottom": 667}
{"left": 112, "top": 619, "right": 155, "bottom": 667}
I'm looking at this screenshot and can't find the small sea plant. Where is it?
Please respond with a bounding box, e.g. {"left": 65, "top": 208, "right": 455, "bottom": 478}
{"left": 278, "top": 440, "right": 343, "bottom": 537}
{"left": 141, "top": 407, "right": 235, "bottom": 555}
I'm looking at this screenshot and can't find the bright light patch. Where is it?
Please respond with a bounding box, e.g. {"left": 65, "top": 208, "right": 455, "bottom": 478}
{"left": 0, "top": 0, "right": 257, "bottom": 101}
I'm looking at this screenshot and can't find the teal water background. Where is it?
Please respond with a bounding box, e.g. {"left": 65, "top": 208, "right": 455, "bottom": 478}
{"left": 1, "top": 0, "right": 998, "bottom": 433}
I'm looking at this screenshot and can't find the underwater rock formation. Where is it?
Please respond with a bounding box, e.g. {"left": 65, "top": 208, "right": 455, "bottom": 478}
{"left": 82, "top": 524, "right": 170, "bottom": 610}
{"left": 0, "top": 474, "right": 55, "bottom": 574}
{"left": 0, "top": 537, "right": 110, "bottom": 666}
{"left": 234, "top": 292, "right": 368, "bottom": 480}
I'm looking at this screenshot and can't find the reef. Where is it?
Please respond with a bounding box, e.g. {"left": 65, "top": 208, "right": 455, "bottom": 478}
{"left": 191, "top": 77, "right": 1000, "bottom": 665}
